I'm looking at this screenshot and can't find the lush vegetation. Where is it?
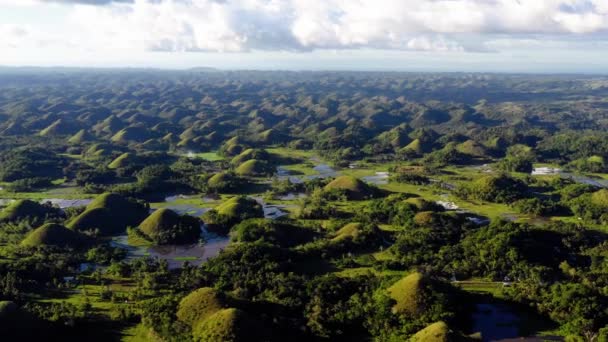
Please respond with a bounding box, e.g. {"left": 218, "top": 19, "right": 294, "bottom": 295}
{"left": 0, "top": 70, "right": 607, "bottom": 341}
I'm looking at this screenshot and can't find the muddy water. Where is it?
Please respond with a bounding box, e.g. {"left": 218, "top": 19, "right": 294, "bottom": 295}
{"left": 111, "top": 226, "right": 229, "bottom": 269}
{"left": 113, "top": 194, "right": 291, "bottom": 269}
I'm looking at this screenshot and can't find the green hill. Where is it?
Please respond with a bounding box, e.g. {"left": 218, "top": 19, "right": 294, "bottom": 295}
{"left": 257, "top": 129, "right": 287, "bottom": 144}
{"left": 329, "top": 222, "right": 382, "bottom": 248}
{"left": 410, "top": 321, "right": 451, "bottom": 342}
{"left": 402, "top": 138, "right": 424, "bottom": 154}
{"left": 194, "top": 308, "right": 256, "bottom": 342}
{"left": 177, "top": 287, "right": 227, "bottom": 326}
{"left": 83, "top": 143, "right": 114, "bottom": 158}
{"left": 202, "top": 197, "right": 263, "bottom": 234}
{"left": 232, "top": 219, "right": 316, "bottom": 247}
{"left": 93, "top": 115, "right": 125, "bottom": 135}
{"left": 324, "top": 176, "right": 376, "bottom": 200}
{"left": 179, "top": 127, "right": 198, "bottom": 141}
{"left": 67, "top": 129, "right": 92, "bottom": 144}
{"left": 67, "top": 193, "right": 148, "bottom": 235}
{"left": 0, "top": 301, "right": 17, "bottom": 318}
{"left": 467, "top": 174, "right": 527, "bottom": 203}
{"left": 176, "top": 288, "right": 266, "bottom": 341}
{"left": 39, "top": 119, "right": 79, "bottom": 137}
{"left": 230, "top": 148, "right": 270, "bottom": 166}
{"left": 208, "top": 172, "right": 230, "bottom": 188}
{"left": 139, "top": 208, "right": 201, "bottom": 244}
{"left": 0, "top": 200, "right": 58, "bottom": 222}
{"left": 234, "top": 159, "right": 273, "bottom": 176}
{"left": 331, "top": 222, "right": 364, "bottom": 242}
{"left": 207, "top": 172, "right": 243, "bottom": 192}
{"left": 108, "top": 152, "right": 137, "bottom": 169}
{"left": 456, "top": 140, "right": 488, "bottom": 157}
{"left": 485, "top": 136, "right": 508, "bottom": 151}
{"left": 216, "top": 197, "right": 262, "bottom": 217}
{"left": 387, "top": 272, "right": 428, "bottom": 315}
{"left": 111, "top": 126, "right": 151, "bottom": 143}
{"left": 21, "top": 223, "right": 85, "bottom": 248}
{"left": 162, "top": 132, "right": 178, "bottom": 143}
{"left": 220, "top": 136, "right": 245, "bottom": 157}
{"left": 591, "top": 189, "right": 608, "bottom": 208}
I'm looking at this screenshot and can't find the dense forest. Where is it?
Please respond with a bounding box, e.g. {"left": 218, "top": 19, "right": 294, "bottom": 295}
{"left": 0, "top": 69, "right": 608, "bottom": 341}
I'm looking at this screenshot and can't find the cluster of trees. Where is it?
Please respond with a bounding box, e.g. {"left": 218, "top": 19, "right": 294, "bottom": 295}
{"left": 0, "top": 70, "right": 607, "bottom": 340}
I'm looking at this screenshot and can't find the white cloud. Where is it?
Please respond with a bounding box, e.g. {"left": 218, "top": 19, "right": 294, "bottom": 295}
{"left": 0, "top": 24, "right": 28, "bottom": 48}
{"left": 5, "top": 0, "right": 608, "bottom": 54}
{"left": 407, "top": 36, "right": 465, "bottom": 52}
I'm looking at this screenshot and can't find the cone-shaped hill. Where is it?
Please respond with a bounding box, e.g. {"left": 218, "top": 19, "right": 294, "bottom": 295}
{"left": 194, "top": 308, "right": 259, "bottom": 342}
{"left": 456, "top": 140, "right": 489, "bottom": 158}
{"left": 387, "top": 272, "right": 449, "bottom": 317}
{"left": 21, "top": 223, "right": 86, "bottom": 248}
{"left": 82, "top": 143, "right": 115, "bottom": 158}
{"left": 410, "top": 321, "right": 453, "bottom": 342}
{"left": 67, "top": 129, "right": 93, "bottom": 144}
{"left": 0, "top": 200, "right": 60, "bottom": 222}
{"left": 177, "top": 287, "right": 228, "bottom": 326}
{"left": 92, "top": 115, "right": 125, "bottom": 135}
{"left": 208, "top": 172, "right": 231, "bottom": 188}
{"left": 108, "top": 152, "right": 138, "bottom": 169}
{"left": 257, "top": 128, "right": 287, "bottom": 144}
{"left": 401, "top": 138, "right": 426, "bottom": 155}
{"left": 324, "top": 176, "right": 377, "bottom": 200}
{"left": 67, "top": 193, "right": 149, "bottom": 236}
{"left": 111, "top": 126, "right": 152, "bottom": 143}
{"left": 591, "top": 189, "right": 608, "bottom": 208}
{"left": 177, "top": 287, "right": 265, "bottom": 342}
{"left": 331, "top": 222, "right": 381, "bottom": 244}
{"left": 234, "top": 159, "right": 273, "bottom": 176}
{"left": 387, "top": 272, "right": 431, "bottom": 316}
{"left": 139, "top": 208, "right": 201, "bottom": 245}
{"left": 39, "top": 119, "right": 80, "bottom": 137}
{"left": 202, "top": 197, "right": 263, "bottom": 234}
{"left": 0, "top": 301, "right": 18, "bottom": 320}
{"left": 230, "top": 148, "right": 270, "bottom": 166}
{"left": 207, "top": 172, "right": 243, "bottom": 192}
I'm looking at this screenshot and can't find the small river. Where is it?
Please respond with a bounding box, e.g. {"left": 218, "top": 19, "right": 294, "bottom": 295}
{"left": 110, "top": 225, "right": 228, "bottom": 269}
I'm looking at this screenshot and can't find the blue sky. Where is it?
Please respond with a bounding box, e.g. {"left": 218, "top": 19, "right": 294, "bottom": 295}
{"left": 1, "top": 0, "right": 608, "bottom": 73}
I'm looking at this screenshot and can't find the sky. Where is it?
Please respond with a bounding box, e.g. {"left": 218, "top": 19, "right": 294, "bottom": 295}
{"left": 1, "top": 0, "right": 608, "bottom": 73}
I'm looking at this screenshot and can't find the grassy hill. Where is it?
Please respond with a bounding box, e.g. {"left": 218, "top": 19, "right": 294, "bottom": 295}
{"left": 234, "top": 159, "right": 273, "bottom": 176}
{"left": 410, "top": 321, "right": 451, "bottom": 342}
{"left": 387, "top": 272, "right": 427, "bottom": 315}
{"left": 194, "top": 308, "right": 255, "bottom": 342}
{"left": 324, "top": 176, "right": 376, "bottom": 200}
{"left": 67, "top": 193, "right": 148, "bottom": 235}
{"left": 202, "top": 197, "right": 263, "bottom": 234}
{"left": 21, "top": 223, "right": 85, "bottom": 248}
{"left": 456, "top": 140, "right": 489, "bottom": 158}
{"left": 67, "top": 129, "right": 92, "bottom": 144}
{"left": 0, "top": 200, "right": 58, "bottom": 222}
{"left": 139, "top": 208, "right": 201, "bottom": 244}
{"left": 108, "top": 152, "right": 137, "bottom": 169}
{"left": 177, "top": 287, "right": 227, "bottom": 326}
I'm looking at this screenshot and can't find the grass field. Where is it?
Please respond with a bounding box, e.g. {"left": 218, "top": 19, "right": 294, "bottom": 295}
{"left": 267, "top": 147, "right": 317, "bottom": 161}
{"left": 454, "top": 280, "right": 506, "bottom": 298}
{"left": 194, "top": 151, "right": 224, "bottom": 161}
{"left": 121, "top": 324, "right": 156, "bottom": 342}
